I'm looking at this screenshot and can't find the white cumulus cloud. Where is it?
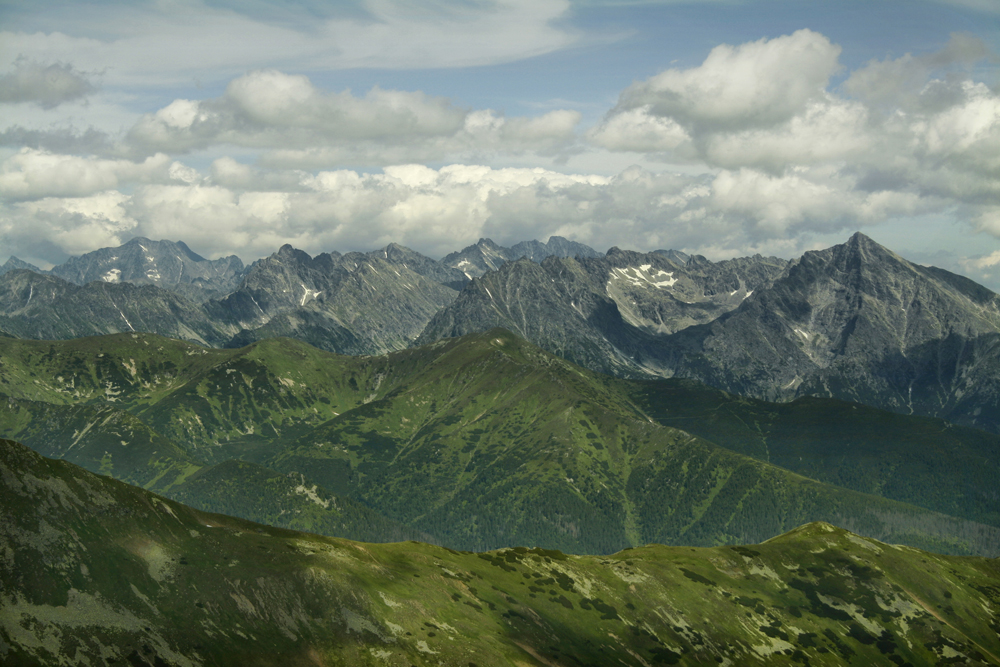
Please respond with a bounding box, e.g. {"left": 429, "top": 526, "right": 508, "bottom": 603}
{"left": 124, "top": 70, "right": 580, "bottom": 166}
{"left": 589, "top": 30, "right": 999, "bottom": 244}
{"left": 0, "top": 149, "right": 195, "bottom": 200}
{"left": 609, "top": 29, "right": 841, "bottom": 133}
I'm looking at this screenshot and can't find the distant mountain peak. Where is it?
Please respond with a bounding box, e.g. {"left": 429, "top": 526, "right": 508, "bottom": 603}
{"left": 839, "top": 231, "right": 897, "bottom": 260}
{"left": 0, "top": 256, "right": 43, "bottom": 276}
{"left": 274, "top": 244, "right": 312, "bottom": 263}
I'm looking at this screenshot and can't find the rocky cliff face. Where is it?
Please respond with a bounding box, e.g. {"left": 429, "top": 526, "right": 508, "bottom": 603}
{"left": 0, "top": 256, "right": 43, "bottom": 276}
{"left": 668, "top": 233, "right": 1000, "bottom": 432}
{"left": 210, "top": 244, "right": 462, "bottom": 355}
{"left": 441, "top": 235, "right": 602, "bottom": 278}
{"left": 0, "top": 241, "right": 467, "bottom": 356}
{"left": 0, "top": 269, "right": 236, "bottom": 345}
{"left": 417, "top": 249, "right": 787, "bottom": 377}
{"left": 48, "top": 236, "right": 246, "bottom": 302}
{"left": 419, "top": 233, "right": 1000, "bottom": 433}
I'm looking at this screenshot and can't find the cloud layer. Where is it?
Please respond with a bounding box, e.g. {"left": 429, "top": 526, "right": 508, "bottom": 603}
{"left": 0, "top": 0, "right": 576, "bottom": 86}
{"left": 0, "top": 25, "right": 998, "bottom": 289}
{"left": 122, "top": 70, "right": 581, "bottom": 166}
{"left": 590, "top": 30, "right": 999, "bottom": 247}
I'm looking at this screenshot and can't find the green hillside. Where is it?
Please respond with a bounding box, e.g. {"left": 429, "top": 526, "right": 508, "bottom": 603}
{"left": 0, "top": 393, "right": 426, "bottom": 547}
{"left": 168, "top": 459, "right": 433, "bottom": 545}
{"left": 3, "top": 439, "right": 999, "bottom": 667}
{"left": 629, "top": 379, "right": 1000, "bottom": 528}
{"left": 1, "top": 330, "right": 999, "bottom": 557}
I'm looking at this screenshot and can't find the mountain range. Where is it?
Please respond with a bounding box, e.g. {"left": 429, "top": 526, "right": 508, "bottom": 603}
{"left": 4, "top": 438, "right": 1000, "bottom": 666}
{"left": 4, "top": 231, "right": 1000, "bottom": 664}
{"left": 6, "top": 232, "right": 998, "bottom": 434}
{"left": 419, "top": 233, "right": 1000, "bottom": 434}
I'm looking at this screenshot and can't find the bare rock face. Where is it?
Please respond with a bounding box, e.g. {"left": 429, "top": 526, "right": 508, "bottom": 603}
{"left": 667, "top": 233, "right": 1000, "bottom": 432}
{"left": 419, "top": 233, "right": 1000, "bottom": 433}
{"left": 48, "top": 236, "right": 246, "bottom": 302}
{"left": 441, "top": 235, "right": 602, "bottom": 278}
{"left": 210, "top": 244, "right": 462, "bottom": 355}
{"left": 416, "top": 248, "right": 788, "bottom": 377}
{"left": 0, "top": 256, "right": 43, "bottom": 276}
{"left": 0, "top": 269, "right": 236, "bottom": 346}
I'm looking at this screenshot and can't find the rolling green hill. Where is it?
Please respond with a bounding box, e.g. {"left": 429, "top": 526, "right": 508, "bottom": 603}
{"left": 3, "top": 439, "right": 999, "bottom": 667}
{"left": 1, "top": 330, "right": 999, "bottom": 557}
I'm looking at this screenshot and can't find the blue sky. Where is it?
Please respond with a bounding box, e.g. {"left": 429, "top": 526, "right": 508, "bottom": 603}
{"left": 1, "top": 0, "right": 999, "bottom": 287}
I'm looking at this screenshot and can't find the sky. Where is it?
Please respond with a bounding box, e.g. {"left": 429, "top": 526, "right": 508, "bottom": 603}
{"left": 1, "top": 0, "right": 999, "bottom": 287}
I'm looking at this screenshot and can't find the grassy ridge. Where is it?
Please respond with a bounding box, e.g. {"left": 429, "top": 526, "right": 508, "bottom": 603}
{"left": 1, "top": 330, "right": 999, "bottom": 556}
{"left": 0, "top": 393, "right": 200, "bottom": 490}
{"left": 3, "top": 438, "right": 999, "bottom": 667}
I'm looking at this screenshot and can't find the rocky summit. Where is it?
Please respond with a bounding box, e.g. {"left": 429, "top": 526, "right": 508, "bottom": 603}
{"left": 419, "top": 233, "right": 1000, "bottom": 433}
{"left": 661, "top": 232, "right": 1000, "bottom": 432}
{"left": 441, "top": 235, "right": 603, "bottom": 279}
{"left": 48, "top": 237, "right": 246, "bottom": 303}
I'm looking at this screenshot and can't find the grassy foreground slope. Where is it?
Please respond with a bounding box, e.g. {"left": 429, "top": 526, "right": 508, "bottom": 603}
{"left": 2, "top": 439, "right": 999, "bottom": 667}
{"left": 1, "top": 330, "right": 999, "bottom": 556}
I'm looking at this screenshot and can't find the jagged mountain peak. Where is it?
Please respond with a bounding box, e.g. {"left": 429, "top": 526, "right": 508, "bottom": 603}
{"left": 812, "top": 231, "right": 901, "bottom": 267}
{"left": 44, "top": 236, "right": 247, "bottom": 303}
{"left": 442, "top": 236, "right": 601, "bottom": 278}
{"left": 653, "top": 248, "right": 691, "bottom": 265}
{"left": 274, "top": 243, "right": 311, "bottom": 261}
{"left": 0, "top": 256, "right": 43, "bottom": 276}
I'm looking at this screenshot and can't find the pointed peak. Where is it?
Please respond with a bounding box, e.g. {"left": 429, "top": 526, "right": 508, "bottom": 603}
{"left": 847, "top": 231, "right": 874, "bottom": 246}
{"left": 1, "top": 256, "right": 43, "bottom": 273}
{"left": 174, "top": 240, "right": 206, "bottom": 262}
{"left": 274, "top": 244, "right": 312, "bottom": 262}
{"left": 839, "top": 232, "right": 895, "bottom": 259}
{"left": 477, "top": 238, "right": 500, "bottom": 249}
